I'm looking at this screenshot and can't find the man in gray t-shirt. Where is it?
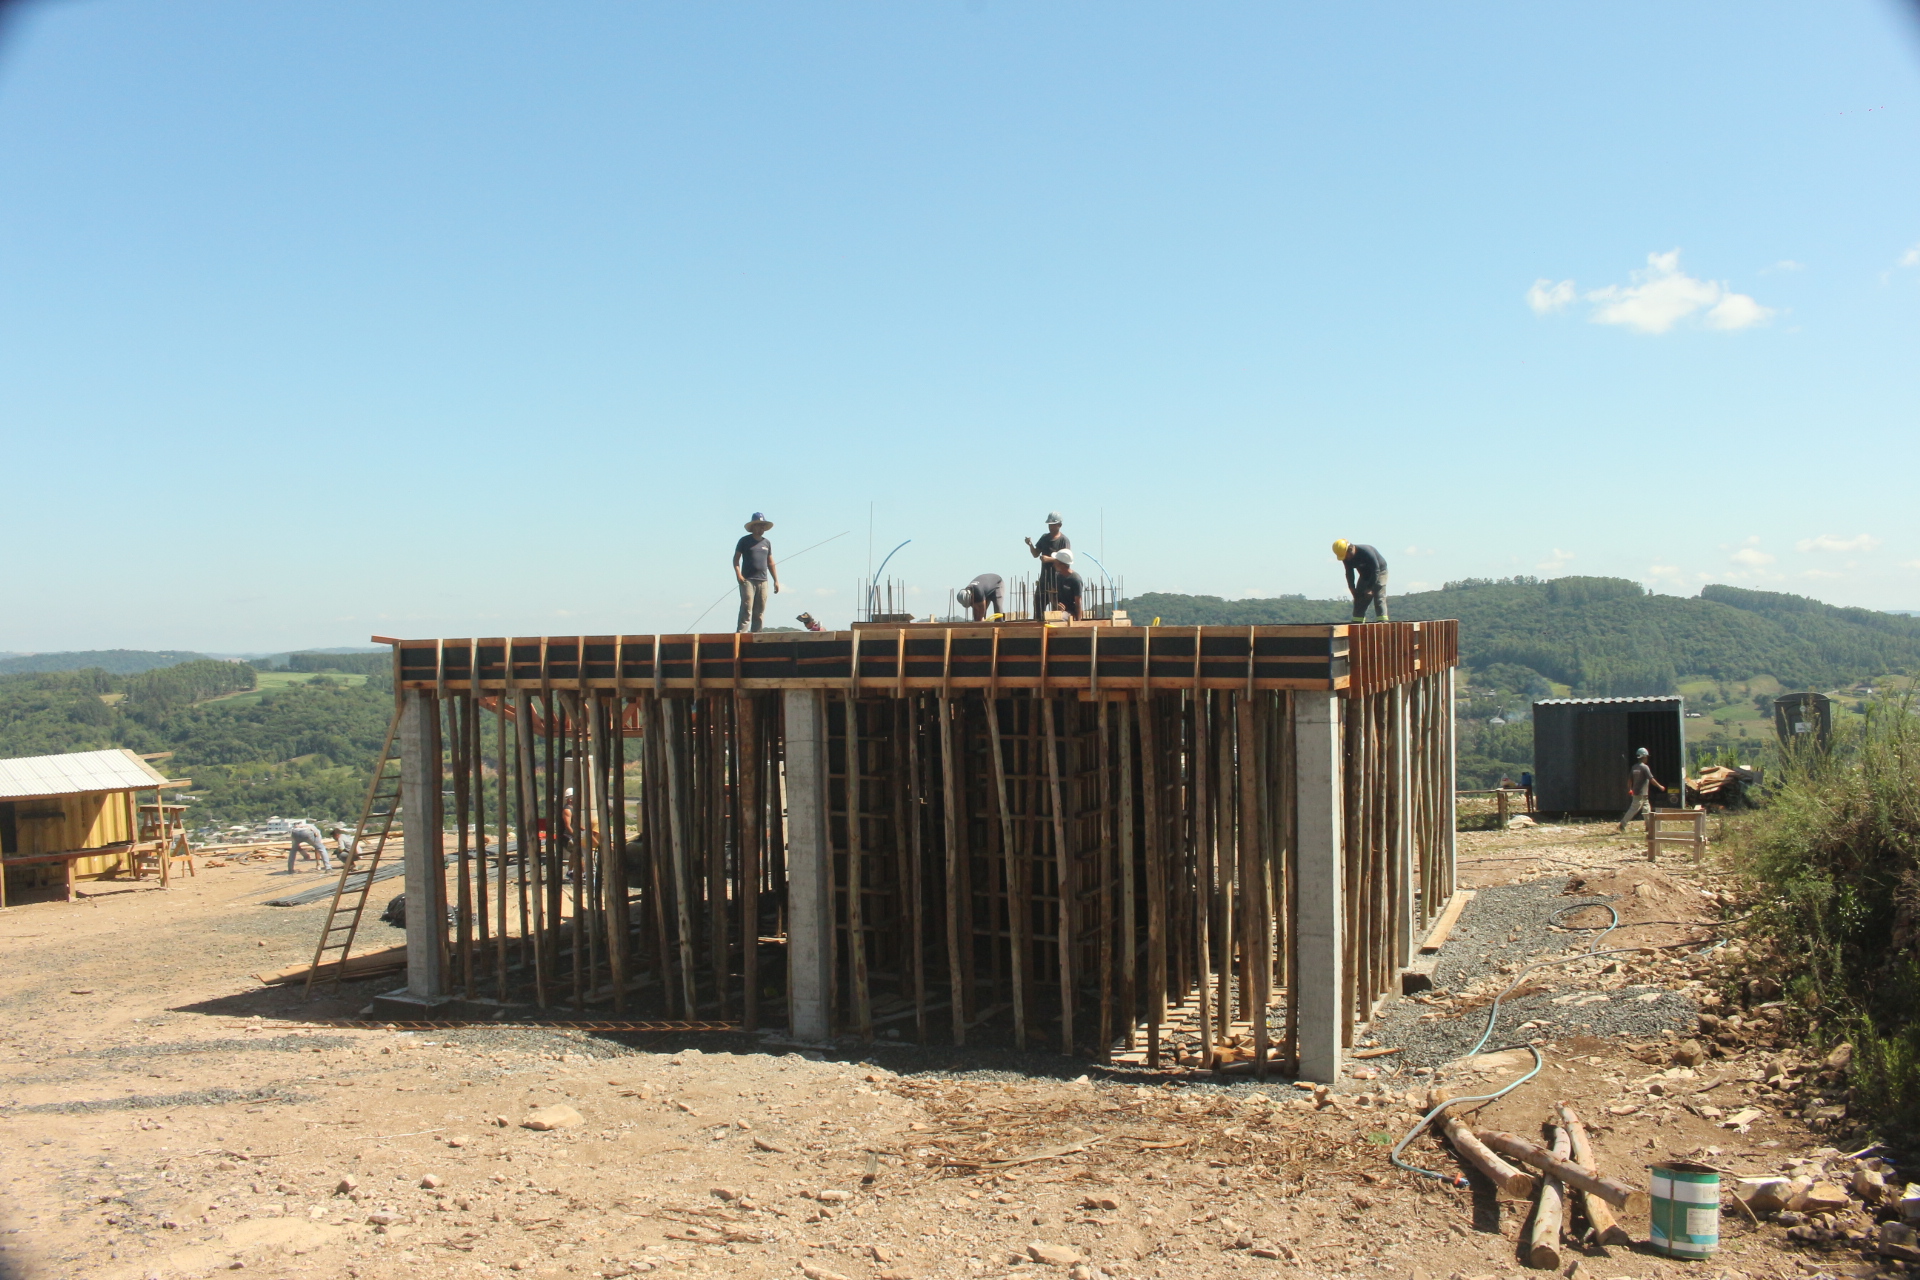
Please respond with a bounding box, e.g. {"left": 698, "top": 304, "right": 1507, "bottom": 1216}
{"left": 287, "top": 820, "right": 333, "bottom": 873}
{"left": 1618, "top": 748, "right": 1662, "bottom": 830}
{"left": 733, "top": 513, "right": 781, "bottom": 633}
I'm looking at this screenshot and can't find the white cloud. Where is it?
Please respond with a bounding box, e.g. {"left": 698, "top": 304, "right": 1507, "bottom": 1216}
{"left": 1647, "top": 563, "right": 1688, "bottom": 589}
{"left": 1536, "top": 548, "right": 1574, "bottom": 572}
{"left": 1581, "top": 250, "right": 1775, "bottom": 334}
{"left": 1901, "top": 244, "right": 1920, "bottom": 269}
{"left": 1527, "top": 279, "right": 1576, "bottom": 315}
{"left": 1730, "top": 547, "right": 1775, "bottom": 568}
{"left": 1797, "top": 533, "right": 1880, "bottom": 554}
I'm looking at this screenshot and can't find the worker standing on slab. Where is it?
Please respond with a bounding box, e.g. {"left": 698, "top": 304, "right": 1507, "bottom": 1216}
{"left": 1039, "top": 548, "right": 1084, "bottom": 621}
{"left": 286, "top": 819, "right": 333, "bottom": 873}
{"left": 1025, "top": 511, "right": 1070, "bottom": 615}
{"left": 955, "top": 573, "right": 1004, "bottom": 621}
{"left": 1333, "top": 539, "right": 1389, "bottom": 623}
{"left": 1618, "top": 747, "right": 1663, "bottom": 831}
{"left": 733, "top": 512, "right": 781, "bottom": 633}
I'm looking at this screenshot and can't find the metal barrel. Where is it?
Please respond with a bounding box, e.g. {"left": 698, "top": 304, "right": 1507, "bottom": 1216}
{"left": 1649, "top": 1161, "right": 1721, "bottom": 1259}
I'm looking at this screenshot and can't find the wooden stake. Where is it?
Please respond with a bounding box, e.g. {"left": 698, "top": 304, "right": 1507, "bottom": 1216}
{"left": 1527, "top": 1125, "right": 1569, "bottom": 1270}
{"left": 1557, "top": 1102, "right": 1634, "bottom": 1246}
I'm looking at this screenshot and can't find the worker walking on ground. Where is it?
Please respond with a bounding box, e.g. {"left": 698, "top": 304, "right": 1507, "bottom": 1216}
{"left": 1039, "top": 548, "right": 1084, "bottom": 620}
{"left": 733, "top": 513, "right": 781, "bottom": 633}
{"left": 1333, "top": 539, "right": 1389, "bottom": 623}
{"left": 286, "top": 819, "right": 333, "bottom": 874}
{"left": 1025, "top": 511, "right": 1070, "bottom": 615}
{"left": 955, "top": 572, "right": 1004, "bottom": 621}
{"left": 1618, "top": 747, "right": 1663, "bottom": 831}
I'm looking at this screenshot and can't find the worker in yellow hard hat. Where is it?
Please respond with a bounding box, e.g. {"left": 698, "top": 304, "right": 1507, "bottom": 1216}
{"left": 1332, "top": 539, "right": 1389, "bottom": 623}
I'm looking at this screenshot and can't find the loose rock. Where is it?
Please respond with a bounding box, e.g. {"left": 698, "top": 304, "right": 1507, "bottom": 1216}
{"left": 520, "top": 1104, "right": 584, "bottom": 1131}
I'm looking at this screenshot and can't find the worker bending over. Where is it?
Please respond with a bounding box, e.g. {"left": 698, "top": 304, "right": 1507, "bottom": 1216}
{"left": 1040, "top": 548, "right": 1083, "bottom": 620}
{"left": 1618, "top": 747, "right": 1662, "bottom": 831}
{"left": 955, "top": 573, "right": 1004, "bottom": 621}
{"left": 1333, "top": 539, "right": 1389, "bottom": 623}
{"left": 1025, "top": 511, "right": 1070, "bottom": 614}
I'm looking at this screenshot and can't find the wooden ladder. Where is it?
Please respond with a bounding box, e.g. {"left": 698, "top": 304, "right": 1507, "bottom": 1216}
{"left": 304, "top": 707, "right": 406, "bottom": 996}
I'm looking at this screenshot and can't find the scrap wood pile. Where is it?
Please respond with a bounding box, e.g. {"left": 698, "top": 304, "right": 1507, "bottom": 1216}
{"left": 1685, "top": 764, "right": 1761, "bottom": 808}
{"left": 1428, "top": 1090, "right": 1646, "bottom": 1267}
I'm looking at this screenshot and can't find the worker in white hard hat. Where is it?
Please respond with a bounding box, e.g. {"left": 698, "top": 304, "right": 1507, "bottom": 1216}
{"left": 1025, "top": 511, "right": 1070, "bottom": 615}
{"left": 1332, "top": 539, "right": 1389, "bottom": 623}
{"left": 1038, "top": 547, "right": 1084, "bottom": 620}
{"left": 1618, "top": 747, "right": 1662, "bottom": 831}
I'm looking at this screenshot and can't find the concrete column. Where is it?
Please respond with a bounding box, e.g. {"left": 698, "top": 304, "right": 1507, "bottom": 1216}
{"left": 1392, "top": 686, "right": 1415, "bottom": 967}
{"left": 783, "top": 689, "right": 833, "bottom": 1043}
{"left": 400, "top": 688, "right": 447, "bottom": 1004}
{"left": 1294, "top": 689, "right": 1345, "bottom": 1083}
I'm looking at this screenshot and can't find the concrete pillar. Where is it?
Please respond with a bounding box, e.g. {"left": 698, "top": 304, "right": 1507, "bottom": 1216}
{"left": 1392, "top": 686, "right": 1415, "bottom": 966}
{"left": 783, "top": 689, "right": 833, "bottom": 1043}
{"left": 400, "top": 688, "right": 448, "bottom": 1004}
{"left": 1294, "top": 689, "right": 1345, "bottom": 1083}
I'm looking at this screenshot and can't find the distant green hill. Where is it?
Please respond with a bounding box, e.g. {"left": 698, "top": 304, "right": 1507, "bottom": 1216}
{"left": 1126, "top": 577, "right": 1920, "bottom": 696}
{"left": 0, "top": 649, "right": 210, "bottom": 676}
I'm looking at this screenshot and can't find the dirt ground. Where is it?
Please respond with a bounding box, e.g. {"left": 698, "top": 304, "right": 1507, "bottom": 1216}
{"left": 0, "top": 822, "right": 1890, "bottom": 1280}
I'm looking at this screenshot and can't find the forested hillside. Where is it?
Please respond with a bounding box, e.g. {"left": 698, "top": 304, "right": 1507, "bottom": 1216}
{"left": 0, "top": 649, "right": 211, "bottom": 675}
{"left": 1127, "top": 578, "right": 1920, "bottom": 696}
{"left": 0, "top": 655, "right": 392, "bottom": 826}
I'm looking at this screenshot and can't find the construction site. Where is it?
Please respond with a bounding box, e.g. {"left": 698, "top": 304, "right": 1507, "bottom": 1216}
{"left": 3, "top": 610, "right": 1900, "bottom": 1280}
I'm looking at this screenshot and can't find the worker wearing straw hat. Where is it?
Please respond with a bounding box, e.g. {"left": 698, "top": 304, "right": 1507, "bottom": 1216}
{"left": 733, "top": 513, "right": 781, "bottom": 633}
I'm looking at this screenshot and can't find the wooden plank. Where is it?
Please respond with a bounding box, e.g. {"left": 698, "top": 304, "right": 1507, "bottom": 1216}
{"left": 1419, "top": 888, "right": 1476, "bottom": 954}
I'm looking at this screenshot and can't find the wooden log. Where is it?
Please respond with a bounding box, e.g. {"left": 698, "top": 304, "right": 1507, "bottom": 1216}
{"left": 1427, "top": 1089, "right": 1535, "bottom": 1197}
{"left": 1476, "top": 1128, "right": 1650, "bottom": 1216}
{"left": 1527, "top": 1125, "right": 1569, "bottom": 1270}
{"left": 1558, "top": 1102, "right": 1634, "bottom": 1246}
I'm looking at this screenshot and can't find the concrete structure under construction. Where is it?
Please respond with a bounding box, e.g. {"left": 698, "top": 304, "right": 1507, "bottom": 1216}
{"left": 359, "top": 620, "right": 1459, "bottom": 1082}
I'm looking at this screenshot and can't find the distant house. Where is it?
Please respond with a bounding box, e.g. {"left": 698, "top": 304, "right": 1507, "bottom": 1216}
{"left": 0, "top": 748, "right": 192, "bottom": 903}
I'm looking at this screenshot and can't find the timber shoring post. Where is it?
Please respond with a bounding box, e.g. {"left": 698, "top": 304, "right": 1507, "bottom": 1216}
{"left": 1192, "top": 692, "right": 1214, "bottom": 1068}
{"left": 738, "top": 691, "right": 761, "bottom": 1033}
{"left": 1118, "top": 694, "right": 1137, "bottom": 1051}
{"left": 664, "top": 697, "right": 698, "bottom": 1017}
{"left": 987, "top": 694, "right": 1026, "bottom": 1049}
{"left": 905, "top": 694, "right": 929, "bottom": 1043}
{"left": 938, "top": 693, "right": 968, "bottom": 1045}
{"left": 643, "top": 696, "right": 673, "bottom": 1010}
{"left": 449, "top": 695, "right": 473, "bottom": 1000}
{"left": 1095, "top": 697, "right": 1115, "bottom": 1061}
{"left": 514, "top": 691, "right": 547, "bottom": 1008}
{"left": 1042, "top": 694, "right": 1075, "bottom": 1054}
{"left": 1141, "top": 694, "right": 1166, "bottom": 1068}
{"left": 496, "top": 691, "right": 511, "bottom": 999}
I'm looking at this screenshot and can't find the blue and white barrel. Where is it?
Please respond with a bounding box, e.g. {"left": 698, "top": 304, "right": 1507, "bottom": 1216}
{"left": 1649, "top": 1161, "right": 1721, "bottom": 1259}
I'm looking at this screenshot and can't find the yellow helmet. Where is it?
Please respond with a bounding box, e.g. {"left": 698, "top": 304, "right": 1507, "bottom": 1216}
{"left": 1331, "top": 538, "right": 1351, "bottom": 560}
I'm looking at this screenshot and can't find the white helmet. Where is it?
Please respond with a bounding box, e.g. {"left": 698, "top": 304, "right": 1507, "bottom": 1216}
{"left": 1051, "top": 548, "right": 1075, "bottom": 568}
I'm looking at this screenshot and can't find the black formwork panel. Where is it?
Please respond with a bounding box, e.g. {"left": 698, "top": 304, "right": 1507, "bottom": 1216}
{"left": 1532, "top": 698, "right": 1683, "bottom": 815}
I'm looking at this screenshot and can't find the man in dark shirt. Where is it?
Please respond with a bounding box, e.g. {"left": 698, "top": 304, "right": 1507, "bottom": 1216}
{"left": 1618, "top": 747, "right": 1662, "bottom": 830}
{"left": 1025, "top": 511, "right": 1070, "bottom": 615}
{"left": 1040, "top": 548, "right": 1083, "bottom": 620}
{"left": 955, "top": 573, "right": 1004, "bottom": 621}
{"left": 1333, "top": 539, "right": 1389, "bottom": 623}
{"left": 733, "top": 513, "right": 780, "bottom": 633}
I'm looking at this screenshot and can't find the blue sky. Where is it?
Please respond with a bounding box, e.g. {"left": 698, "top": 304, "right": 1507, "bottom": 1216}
{"left": 2, "top": 1, "right": 1917, "bottom": 650}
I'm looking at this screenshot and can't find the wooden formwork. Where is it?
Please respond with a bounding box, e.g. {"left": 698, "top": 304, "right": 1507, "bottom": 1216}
{"left": 367, "top": 621, "right": 1458, "bottom": 1076}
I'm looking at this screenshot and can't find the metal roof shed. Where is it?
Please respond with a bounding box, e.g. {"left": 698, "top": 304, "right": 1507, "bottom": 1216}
{"left": 1532, "top": 696, "right": 1684, "bottom": 815}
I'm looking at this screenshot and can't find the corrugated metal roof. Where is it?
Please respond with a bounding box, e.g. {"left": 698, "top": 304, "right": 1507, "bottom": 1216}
{"left": 0, "top": 748, "right": 172, "bottom": 801}
{"left": 1533, "top": 696, "right": 1682, "bottom": 706}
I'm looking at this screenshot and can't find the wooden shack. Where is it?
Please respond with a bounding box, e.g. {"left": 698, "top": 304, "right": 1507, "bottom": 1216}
{"left": 0, "top": 748, "right": 192, "bottom": 903}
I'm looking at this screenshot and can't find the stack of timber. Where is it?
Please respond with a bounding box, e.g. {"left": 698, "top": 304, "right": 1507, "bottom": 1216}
{"left": 351, "top": 621, "right": 1458, "bottom": 1063}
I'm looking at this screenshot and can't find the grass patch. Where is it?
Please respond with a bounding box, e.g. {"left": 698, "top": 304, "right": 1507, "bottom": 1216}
{"left": 211, "top": 670, "right": 367, "bottom": 707}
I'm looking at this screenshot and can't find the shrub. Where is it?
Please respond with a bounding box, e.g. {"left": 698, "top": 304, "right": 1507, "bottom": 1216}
{"left": 1733, "top": 695, "right": 1920, "bottom": 1139}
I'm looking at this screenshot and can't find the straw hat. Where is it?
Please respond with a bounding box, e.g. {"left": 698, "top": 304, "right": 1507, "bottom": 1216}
{"left": 745, "top": 512, "right": 774, "bottom": 533}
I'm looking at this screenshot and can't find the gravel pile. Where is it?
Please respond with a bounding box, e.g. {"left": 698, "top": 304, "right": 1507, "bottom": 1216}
{"left": 1369, "top": 875, "right": 1701, "bottom": 1070}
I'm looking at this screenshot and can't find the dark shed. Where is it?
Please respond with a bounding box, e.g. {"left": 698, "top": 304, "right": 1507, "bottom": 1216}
{"left": 1773, "top": 692, "right": 1833, "bottom": 748}
{"left": 1532, "top": 696, "right": 1684, "bottom": 815}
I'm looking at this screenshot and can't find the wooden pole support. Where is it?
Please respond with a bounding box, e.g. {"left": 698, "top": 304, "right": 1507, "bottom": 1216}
{"left": 1557, "top": 1102, "right": 1635, "bottom": 1246}
{"left": 1526, "top": 1125, "right": 1569, "bottom": 1270}
{"left": 1426, "top": 1089, "right": 1534, "bottom": 1198}
{"left": 1476, "top": 1128, "right": 1650, "bottom": 1217}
